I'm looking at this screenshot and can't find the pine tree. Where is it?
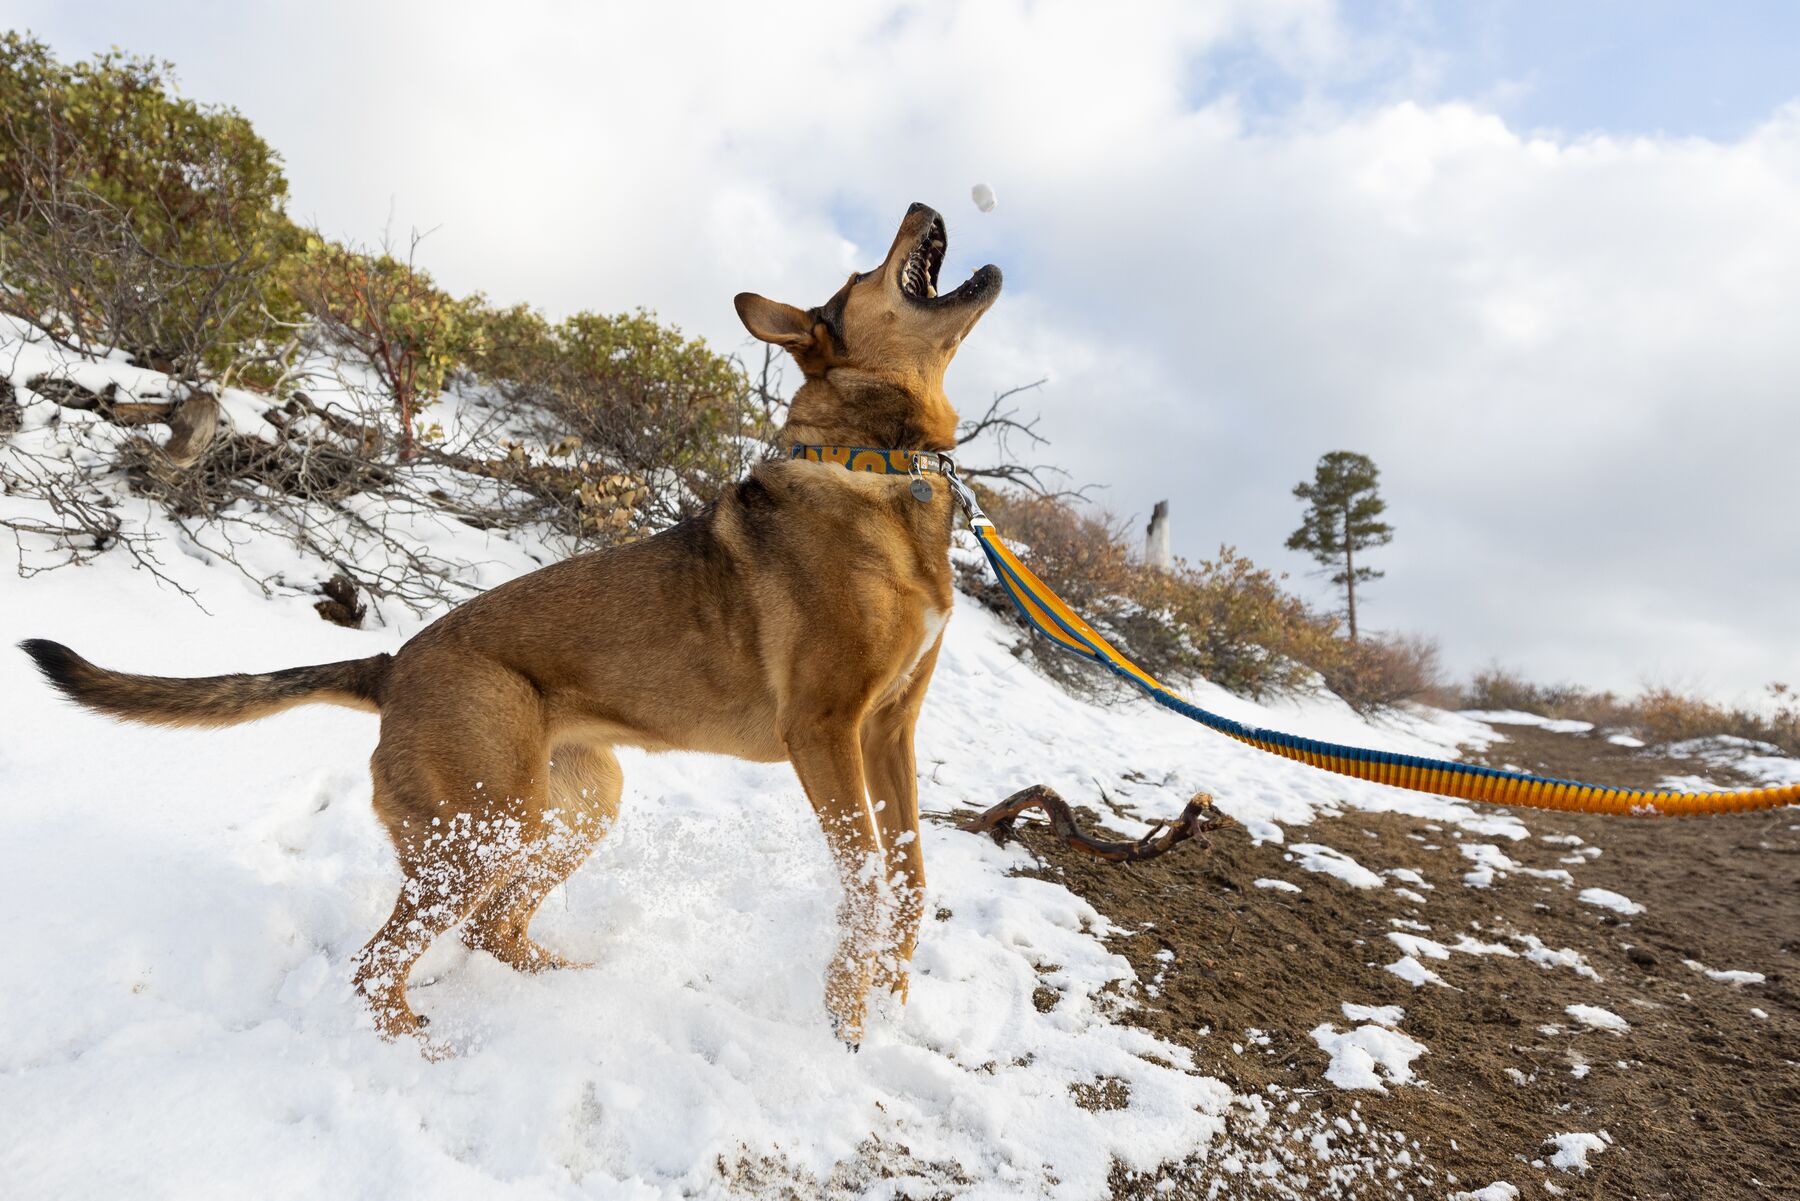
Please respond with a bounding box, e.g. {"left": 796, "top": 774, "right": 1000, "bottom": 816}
{"left": 1285, "top": 451, "right": 1393, "bottom": 641}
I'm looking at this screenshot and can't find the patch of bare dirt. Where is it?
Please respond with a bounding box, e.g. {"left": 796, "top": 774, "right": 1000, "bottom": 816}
{"left": 963, "top": 737, "right": 1800, "bottom": 1199}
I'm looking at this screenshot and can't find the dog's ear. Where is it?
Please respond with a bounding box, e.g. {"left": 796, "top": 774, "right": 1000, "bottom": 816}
{"left": 734, "top": 293, "right": 817, "bottom": 349}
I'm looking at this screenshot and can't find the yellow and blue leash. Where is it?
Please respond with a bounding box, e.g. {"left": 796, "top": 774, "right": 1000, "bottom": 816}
{"left": 793, "top": 444, "right": 1796, "bottom": 817}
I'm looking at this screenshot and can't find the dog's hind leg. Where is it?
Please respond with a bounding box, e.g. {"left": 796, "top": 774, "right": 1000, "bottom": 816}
{"left": 463, "top": 740, "right": 622, "bottom": 972}
{"left": 353, "top": 677, "right": 550, "bottom": 1044}
{"left": 353, "top": 813, "right": 514, "bottom": 1043}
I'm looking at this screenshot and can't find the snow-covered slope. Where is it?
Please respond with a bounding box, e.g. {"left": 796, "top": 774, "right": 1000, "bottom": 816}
{"left": 3, "top": 328, "right": 1772, "bottom": 1198}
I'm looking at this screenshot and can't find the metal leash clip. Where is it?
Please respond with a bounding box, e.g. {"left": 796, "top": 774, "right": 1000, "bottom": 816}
{"left": 935, "top": 454, "right": 993, "bottom": 528}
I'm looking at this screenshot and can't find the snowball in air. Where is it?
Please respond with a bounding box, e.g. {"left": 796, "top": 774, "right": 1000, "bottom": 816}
{"left": 971, "top": 183, "right": 997, "bottom": 213}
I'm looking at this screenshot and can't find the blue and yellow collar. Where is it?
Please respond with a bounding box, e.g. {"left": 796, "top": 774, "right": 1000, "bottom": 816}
{"left": 789, "top": 443, "right": 951, "bottom": 476}
{"left": 789, "top": 442, "right": 990, "bottom": 526}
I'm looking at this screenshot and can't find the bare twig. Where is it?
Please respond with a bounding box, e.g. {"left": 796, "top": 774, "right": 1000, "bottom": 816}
{"left": 954, "top": 379, "right": 1094, "bottom": 501}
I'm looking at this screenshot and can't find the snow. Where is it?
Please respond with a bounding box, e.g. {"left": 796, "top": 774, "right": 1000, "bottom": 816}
{"left": 1683, "top": 960, "right": 1766, "bottom": 985}
{"left": 1547, "top": 1131, "right": 1610, "bottom": 1173}
{"left": 970, "top": 182, "right": 998, "bottom": 213}
{"left": 1288, "top": 843, "right": 1385, "bottom": 889}
{"left": 2, "top": 321, "right": 1756, "bottom": 1194}
{"left": 1387, "top": 932, "right": 1451, "bottom": 961}
{"left": 1564, "top": 1005, "right": 1630, "bottom": 1034}
{"left": 1450, "top": 1184, "right": 1519, "bottom": 1201}
{"left": 1459, "top": 843, "right": 1573, "bottom": 889}
{"left": 1514, "top": 934, "right": 1601, "bottom": 981}
{"left": 1460, "top": 710, "right": 1594, "bottom": 734}
{"left": 1308, "top": 1022, "right": 1427, "bottom": 1091}
{"left": 1341, "top": 1003, "right": 1404, "bottom": 1028}
{"left": 1385, "top": 956, "right": 1447, "bottom": 988}
{"left": 1607, "top": 733, "right": 1646, "bottom": 748}
{"left": 1662, "top": 736, "right": 1800, "bottom": 789}
{"left": 1578, "top": 888, "right": 1643, "bottom": 915}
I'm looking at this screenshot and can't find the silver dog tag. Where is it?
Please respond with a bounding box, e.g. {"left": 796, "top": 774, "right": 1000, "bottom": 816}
{"left": 910, "top": 478, "right": 935, "bottom": 503}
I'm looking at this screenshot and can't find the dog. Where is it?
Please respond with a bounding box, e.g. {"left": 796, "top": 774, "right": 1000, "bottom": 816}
{"left": 21, "top": 202, "right": 1001, "bottom": 1049}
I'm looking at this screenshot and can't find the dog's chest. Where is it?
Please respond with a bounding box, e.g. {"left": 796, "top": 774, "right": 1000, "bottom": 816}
{"left": 904, "top": 605, "right": 949, "bottom": 679}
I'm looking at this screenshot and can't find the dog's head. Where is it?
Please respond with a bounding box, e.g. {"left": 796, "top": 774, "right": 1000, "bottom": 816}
{"left": 736, "top": 202, "right": 1001, "bottom": 450}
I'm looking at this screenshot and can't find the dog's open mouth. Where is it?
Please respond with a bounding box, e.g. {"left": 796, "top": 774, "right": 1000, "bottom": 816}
{"left": 899, "top": 212, "right": 999, "bottom": 307}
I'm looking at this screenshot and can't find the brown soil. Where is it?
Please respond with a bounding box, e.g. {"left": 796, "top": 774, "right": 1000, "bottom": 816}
{"left": 966, "top": 726, "right": 1800, "bottom": 1199}
{"left": 1459, "top": 721, "right": 1764, "bottom": 791}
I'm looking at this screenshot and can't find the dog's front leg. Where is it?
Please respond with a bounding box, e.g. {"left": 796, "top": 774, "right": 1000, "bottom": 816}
{"left": 862, "top": 709, "right": 926, "bottom": 1003}
{"left": 862, "top": 637, "right": 942, "bottom": 1002}
{"left": 785, "top": 723, "right": 884, "bottom": 1046}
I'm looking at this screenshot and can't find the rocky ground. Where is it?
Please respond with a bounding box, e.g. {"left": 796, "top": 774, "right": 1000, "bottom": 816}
{"left": 968, "top": 719, "right": 1800, "bottom": 1199}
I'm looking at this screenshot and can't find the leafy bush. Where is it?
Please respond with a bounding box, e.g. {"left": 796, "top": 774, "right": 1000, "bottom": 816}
{"left": 472, "top": 303, "right": 765, "bottom": 525}
{"left": 1316, "top": 632, "right": 1443, "bottom": 713}
{"left": 1137, "top": 547, "right": 1344, "bottom": 701}
{"left": 964, "top": 488, "right": 1397, "bottom": 705}
{"left": 0, "top": 34, "right": 297, "bottom": 379}
{"left": 289, "top": 239, "right": 480, "bottom": 460}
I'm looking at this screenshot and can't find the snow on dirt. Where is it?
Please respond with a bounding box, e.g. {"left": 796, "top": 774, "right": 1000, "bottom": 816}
{"left": 1546, "top": 1130, "right": 1611, "bottom": 1173}
{"left": 3, "top": 323, "right": 1796, "bottom": 1197}
{"left": 1459, "top": 710, "right": 1594, "bottom": 735}
{"left": 1307, "top": 1022, "right": 1427, "bottom": 1091}
{"left": 1684, "top": 960, "right": 1766, "bottom": 986}
{"left": 1578, "top": 887, "right": 1644, "bottom": 915}
{"left": 1564, "top": 1004, "right": 1630, "bottom": 1034}
{"left": 1385, "top": 955, "right": 1447, "bottom": 988}
{"left": 1459, "top": 842, "right": 1573, "bottom": 889}
{"left": 1449, "top": 1185, "right": 1519, "bottom": 1201}
{"left": 1339, "top": 1003, "right": 1403, "bottom": 1028}
{"left": 1286, "top": 843, "right": 1384, "bottom": 889}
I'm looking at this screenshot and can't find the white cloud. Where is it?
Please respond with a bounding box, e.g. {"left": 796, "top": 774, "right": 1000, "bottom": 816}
{"left": 17, "top": 1, "right": 1799, "bottom": 698}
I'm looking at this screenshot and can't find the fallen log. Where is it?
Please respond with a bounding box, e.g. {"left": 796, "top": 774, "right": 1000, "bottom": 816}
{"left": 25, "top": 374, "right": 219, "bottom": 467}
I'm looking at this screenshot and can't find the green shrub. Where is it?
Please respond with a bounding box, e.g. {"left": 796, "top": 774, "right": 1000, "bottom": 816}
{"left": 471, "top": 303, "right": 764, "bottom": 524}
{"left": 1141, "top": 547, "right": 1344, "bottom": 701}
{"left": 0, "top": 33, "right": 297, "bottom": 378}
{"left": 290, "top": 239, "right": 480, "bottom": 459}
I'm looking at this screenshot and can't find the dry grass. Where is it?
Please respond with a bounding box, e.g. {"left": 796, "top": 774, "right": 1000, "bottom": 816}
{"left": 962, "top": 487, "right": 1441, "bottom": 711}
{"left": 1451, "top": 666, "right": 1800, "bottom": 756}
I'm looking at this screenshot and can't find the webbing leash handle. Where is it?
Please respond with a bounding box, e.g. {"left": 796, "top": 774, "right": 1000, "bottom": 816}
{"left": 940, "top": 464, "right": 1795, "bottom": 818}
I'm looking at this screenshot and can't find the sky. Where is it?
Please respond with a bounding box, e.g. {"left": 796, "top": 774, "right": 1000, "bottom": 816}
{"left": 10, "top": 0, "right": 1799, "bottom": 703}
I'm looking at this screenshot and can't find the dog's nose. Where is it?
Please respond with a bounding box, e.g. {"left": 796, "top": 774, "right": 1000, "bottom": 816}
{"left": 907, "top": 201, "right": 930, "bottom": 216}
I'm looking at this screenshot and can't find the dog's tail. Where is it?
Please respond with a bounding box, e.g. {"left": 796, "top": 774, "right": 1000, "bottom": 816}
{"left": 18, "top": 639, "right": 391, "bottom": 729}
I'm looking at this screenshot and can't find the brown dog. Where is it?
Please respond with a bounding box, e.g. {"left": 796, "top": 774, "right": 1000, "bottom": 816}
{"left": 21, "top": 202, "right": 1001, "bottom": 1049}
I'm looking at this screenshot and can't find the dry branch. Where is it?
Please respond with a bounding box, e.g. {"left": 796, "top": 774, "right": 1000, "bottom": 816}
{"left": 961, "top": 784, "right": 1228, "bottom": 863}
